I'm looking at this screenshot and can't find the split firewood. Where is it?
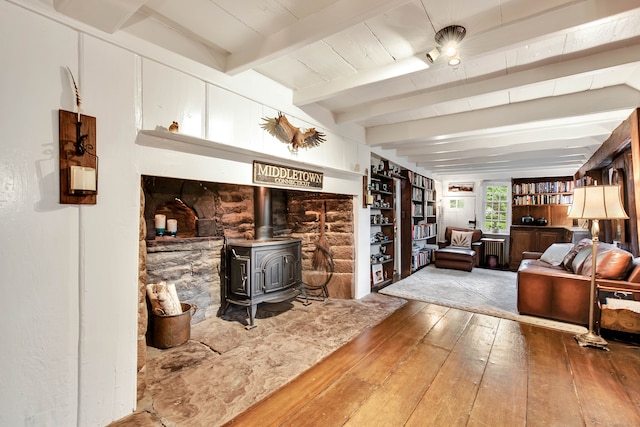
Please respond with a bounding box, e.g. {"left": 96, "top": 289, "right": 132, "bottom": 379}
{"left": 146, "top": 281, "right": 182, "bottom": 316}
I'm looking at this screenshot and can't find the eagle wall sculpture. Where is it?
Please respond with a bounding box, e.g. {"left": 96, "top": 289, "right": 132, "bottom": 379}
{"left": 260, "top": 112, "right": 326, "bottom": 153}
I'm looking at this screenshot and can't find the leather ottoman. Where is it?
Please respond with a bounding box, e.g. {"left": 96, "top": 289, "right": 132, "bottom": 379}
{"left": 435, "top": 247, "right": 476, "bottom": 272}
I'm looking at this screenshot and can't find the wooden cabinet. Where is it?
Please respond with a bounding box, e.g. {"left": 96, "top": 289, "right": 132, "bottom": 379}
{"left": 400, "top": 170, "right": 437, "bottom": 278}
{"left": 508, "top": 226, "right": 570, "bottom": 270}
{"left": 511, "top": 176, "right": 574, "bottom": 228}
{"left": 370, "top": 158, "right": 401, "bottom": 290}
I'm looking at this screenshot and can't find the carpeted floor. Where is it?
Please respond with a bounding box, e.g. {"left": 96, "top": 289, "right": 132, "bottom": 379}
{"left": 110, "top": 293, "right": 406, "bottom": 427}
{"left": 381, "top": 265, "right": 587, "bottom": 334}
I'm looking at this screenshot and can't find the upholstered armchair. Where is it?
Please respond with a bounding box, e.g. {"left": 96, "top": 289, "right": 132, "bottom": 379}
{"left": 434, "top": 227, "right": 483, "bottom": 271}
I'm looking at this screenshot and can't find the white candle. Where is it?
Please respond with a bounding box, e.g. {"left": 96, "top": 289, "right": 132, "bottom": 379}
{"left": 154, "top": 214, "right": 166, "bottom": 229}
{"left": 167, "top": 219, "right": 177, "bottom": 233}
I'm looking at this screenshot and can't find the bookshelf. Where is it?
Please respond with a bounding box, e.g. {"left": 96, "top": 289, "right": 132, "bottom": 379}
{"left": 400, "top": 170, "right": 437, "bottom": 278}
{"left": 370, "top": 158, "right": 402, "bottom": 290}
{"left": 509, "top": 175, "right": 576, "bottom": 270}
{"left": 511, "top": 176, "right": 574, "bottom": 227}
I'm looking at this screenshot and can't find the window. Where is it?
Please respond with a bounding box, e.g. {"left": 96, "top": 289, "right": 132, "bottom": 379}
{"left": 483, "top": 183, "right": 509, "bottom": 232}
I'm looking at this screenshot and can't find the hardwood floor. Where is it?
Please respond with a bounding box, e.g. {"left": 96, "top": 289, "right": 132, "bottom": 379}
{"left": 224, "top": 300, "right": 640, "bottom": 427}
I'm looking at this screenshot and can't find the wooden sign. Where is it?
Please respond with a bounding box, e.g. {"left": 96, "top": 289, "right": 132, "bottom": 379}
{"left": 253, "top": 161, "right": 323, "bottom": 189}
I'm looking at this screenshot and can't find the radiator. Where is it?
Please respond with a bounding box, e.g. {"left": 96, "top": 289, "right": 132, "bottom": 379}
{"left": 483, "top": 238, "right": 505, "bottom": 266}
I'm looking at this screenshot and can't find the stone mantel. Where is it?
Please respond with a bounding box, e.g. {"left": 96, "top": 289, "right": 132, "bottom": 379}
{"left": 146, "top": 236, "right": 224, "bottom": 252}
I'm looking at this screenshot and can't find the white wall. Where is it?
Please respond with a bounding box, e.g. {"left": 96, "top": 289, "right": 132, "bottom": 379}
{"left": 0, "top": 1, "right": 373, "bottom": 425}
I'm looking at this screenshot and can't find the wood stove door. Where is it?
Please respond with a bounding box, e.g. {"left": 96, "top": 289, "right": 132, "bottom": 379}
{"left": 229, "top": 255, "right": 251, "bottom": 297}
{"left": 261, "top": 250, "right": 297, "bottom": 293}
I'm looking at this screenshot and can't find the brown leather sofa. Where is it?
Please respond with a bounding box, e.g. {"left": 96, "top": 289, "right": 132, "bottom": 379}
{"left": 435, "top": 227, "right": 483, "bottom": 272}
{"left": 517, "top": 240, "right": 640, "bottom": 326}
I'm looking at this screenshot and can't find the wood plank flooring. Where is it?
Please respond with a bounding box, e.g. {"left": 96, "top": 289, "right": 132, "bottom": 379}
{"left": 224, "top": 300, "right": 640, "bottom": 427}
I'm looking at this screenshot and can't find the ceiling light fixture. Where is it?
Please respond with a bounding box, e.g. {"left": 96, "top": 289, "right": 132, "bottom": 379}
{"left": 426, "top": 25, "right": 467, "bottom": 66}
{"left": 448, "top": 55, "right": 461, "bottom": 67}
{"left": 426, "top": 48, "right": 440, "bottom": 63}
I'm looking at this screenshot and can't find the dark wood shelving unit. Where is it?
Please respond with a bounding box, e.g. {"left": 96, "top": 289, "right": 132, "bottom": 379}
{"left": 509, "top": 176, "right": 576, "bottom": 270}
{"left": 369, "top": 158, "right": 400, "bottom": 290}
{"left": 400, "top": 170, "right": 437, "bottom": 278}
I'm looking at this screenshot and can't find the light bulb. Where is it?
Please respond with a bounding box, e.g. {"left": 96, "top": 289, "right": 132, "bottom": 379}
{"left": 444, "top": 44, "right": 457, "bottom": 57}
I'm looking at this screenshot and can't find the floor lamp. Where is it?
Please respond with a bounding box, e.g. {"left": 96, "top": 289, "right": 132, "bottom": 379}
{"left": 567, "top": 185, "right": 628, "bottom": 349}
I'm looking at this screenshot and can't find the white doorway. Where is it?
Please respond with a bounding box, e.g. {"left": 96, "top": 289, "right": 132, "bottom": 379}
{"left": 442, "top": 196, "right": 477, "bottom": 229}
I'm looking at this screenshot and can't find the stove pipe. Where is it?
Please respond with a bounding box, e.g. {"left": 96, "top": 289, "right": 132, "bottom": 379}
{"left": 254, "top": 186, "right": 273, "bottom": 240}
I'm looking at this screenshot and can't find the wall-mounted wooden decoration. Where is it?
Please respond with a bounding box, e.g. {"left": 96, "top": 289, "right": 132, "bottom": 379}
{"left": 59, "top": 109, "right": 97, "bottom": 204}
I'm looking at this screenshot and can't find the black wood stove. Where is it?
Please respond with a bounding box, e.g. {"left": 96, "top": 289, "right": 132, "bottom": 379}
{"left": 223, "top": 187, "right": 305, "bottom": 328}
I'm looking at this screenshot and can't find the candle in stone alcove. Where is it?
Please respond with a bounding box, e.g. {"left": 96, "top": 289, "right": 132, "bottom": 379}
{"left": 154, "top": 214, "right": 166, "bottom": 230}
{"left": 167, "top": 219, "right": 177, "bottom": 234}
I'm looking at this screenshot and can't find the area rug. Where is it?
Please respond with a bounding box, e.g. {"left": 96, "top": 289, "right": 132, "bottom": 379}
{"left": 381, "top": 265, "right": 587, "bottom": 334}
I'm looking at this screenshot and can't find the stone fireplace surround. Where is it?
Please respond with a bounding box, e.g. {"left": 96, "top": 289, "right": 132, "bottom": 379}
{"left": 136, "top": 175, "right": 355, "bottom": 399}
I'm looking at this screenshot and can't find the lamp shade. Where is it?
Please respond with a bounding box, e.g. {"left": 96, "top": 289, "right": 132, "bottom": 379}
{"left": 568, "top": 185, "right": 628, "bottom": 220}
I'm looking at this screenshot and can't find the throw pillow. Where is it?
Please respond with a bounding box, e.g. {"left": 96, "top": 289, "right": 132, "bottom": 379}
{"left": 561, "top": 238, "right": 592, "bottom": 271}
{"left": 571, "top": 246, "right": 593, "bottom": 275}
{"left": 450, "top": 230, "right": 473, "bottom": 248}
{"left": 581, "top": 247, "right": 633, "bottom": 280}
{"left": 539, "top": 243, "right": 574, "bottom": 266}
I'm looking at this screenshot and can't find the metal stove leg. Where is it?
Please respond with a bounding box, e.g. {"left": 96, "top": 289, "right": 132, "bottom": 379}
{"left": 245, "top": 304, "right": 258, "bottom": 330}
{"left": 298, "top": 283, "right": 312, "bottom": 306}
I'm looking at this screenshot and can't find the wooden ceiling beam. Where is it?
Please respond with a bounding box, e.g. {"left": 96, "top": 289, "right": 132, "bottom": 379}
{"left": 406, "top": 142, "right": 600, "bottom": 162}
{"left": 53, "top": 0, "right": 147, "bottom": 33}
{"left": 575, "top": 108, "right": 639, "bottom": 178}
{"left": 393, "top": 126, "right": 614, "bottom": 154}
{"left": 366, "top": 86, "right": 640, "bottom": 146}
{"left": 415, "top": 150, "right": 588, "bottom": 167}
{"left": 335, "top": 44, "right": 640, "bottom": 124}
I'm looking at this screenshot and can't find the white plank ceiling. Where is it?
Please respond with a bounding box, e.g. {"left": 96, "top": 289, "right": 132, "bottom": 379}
{"left": 51, "top": 0, "right": 640, "bottom": 180}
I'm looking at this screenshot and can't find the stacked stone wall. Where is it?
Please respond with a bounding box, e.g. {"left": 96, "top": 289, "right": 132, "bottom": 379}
{"left": 287, "top": 193, "right": 354, "bottom": 298}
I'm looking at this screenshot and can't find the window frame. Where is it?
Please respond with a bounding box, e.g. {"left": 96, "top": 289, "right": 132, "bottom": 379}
{"left": 482, "top": 181, "right": 511, "bottom": 233}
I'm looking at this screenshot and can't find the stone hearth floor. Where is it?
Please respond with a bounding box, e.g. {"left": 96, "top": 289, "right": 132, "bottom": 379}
{"left": 109, "top": 293, "right": 406, "bottom": 427}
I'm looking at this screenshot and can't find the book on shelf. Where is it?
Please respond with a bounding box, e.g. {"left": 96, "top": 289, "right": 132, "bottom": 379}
{"left": 409, "top": 172, "right": 425, "bottom": 188}
{"left": 372, "top": 264, "right": 384, "bottom": 285}
{"left": 412, "top": 222, "right": 437, "bottom": 239}
{"left": 411, "top": 244, "right": 438, "bottom": 270}
{"left": 412, "top": 187, "right": 423, "bottom": 201}
{"left": 513, "top": 194, "right": 573, "bottom": 205}
{"left": 425, "top": 178, "right": 433, "bottom": 190}
{"left": 512, "top": 180, "right": 574, "bottom": 195}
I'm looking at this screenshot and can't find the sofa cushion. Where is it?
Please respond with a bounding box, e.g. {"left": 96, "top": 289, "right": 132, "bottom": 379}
{"left": 581, "top": 247, "right": 633, "bottom": 280}
{"left": 518, "top": 258, "right": 566, "bottom": 272}
{"left": 627, "top": 258, "right": 640, "bottom": 283}
{"left": 450, "top": 230, "right": 473, "bottom": 248}
{"left": 436, "top": 247, "right": 476, "bottom": 258}
{"left": 540, "top": 243, "right": 574, "bottom": 266}
{"left": 561, "top": 238, "right": 591, "bottom": 271}
{"left": 571, "top": 246, "right": 593, "bottom": 275}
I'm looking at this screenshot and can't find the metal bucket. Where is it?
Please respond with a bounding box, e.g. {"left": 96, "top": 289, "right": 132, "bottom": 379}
{"left": 150, "top": 302, "right": 196, "bottom": 349}
{"left": 486, "top": 255, "right": 498, "bottom": 269}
